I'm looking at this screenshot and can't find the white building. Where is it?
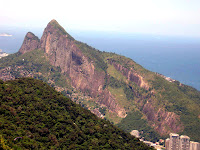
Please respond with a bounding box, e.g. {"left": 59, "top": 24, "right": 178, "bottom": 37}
{"left": 169, "top": 133, "right": 180, "bottom": 150}
{"left": 179, "top": 135, "right": 190, "bottom": 150}
{"left": 165, "top": 138, "right": 170, "bottom": 150}
{"left": 190, "top": 141, "right": 200, "bottom": 150}
{"left": 130, "top": 130, "right": 140, "bottom": 138}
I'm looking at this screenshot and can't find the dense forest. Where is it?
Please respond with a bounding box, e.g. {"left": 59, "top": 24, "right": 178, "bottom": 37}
{"left": 0, "top": 78, "right": 153, "bottom": 149}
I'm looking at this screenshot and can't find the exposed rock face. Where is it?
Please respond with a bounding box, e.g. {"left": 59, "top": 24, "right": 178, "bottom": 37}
{"left": 91, "top": 108, "right": 104, "bottom": 118}
{"left": 109, "top": 60, "right": 149, "bottom": 90}
{"left": 40, "top": 20, "right": 126, "bottom": 117}
{"left": 98, "top": 88, "right": 127, "bottom": 118}
{"left": 19, "top": 32, "right": 40, "bottom": 54}
{"left": 142, "top": 102, "right": 183, "bottom": 135}
{"left": 40, "top": 20, "right": 103, "bottom": 97}
{"left": 109, "top": 60, "right": 183, "bottom": 134}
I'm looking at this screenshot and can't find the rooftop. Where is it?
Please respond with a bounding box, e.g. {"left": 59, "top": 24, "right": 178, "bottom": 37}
{"left": 170, "top": 133, "right": 179, "bottom": 137}
{"left": 180, "top": 135, "right": 190, "bottom": 139}
{"left": 190, "top": 141, "right": 199, "bottom": 144}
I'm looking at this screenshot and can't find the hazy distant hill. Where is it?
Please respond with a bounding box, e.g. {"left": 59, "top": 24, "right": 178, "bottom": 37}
{"left": 0, "top": 52, "right": 9, "bottom": 59}
{"left": 0, "top": 19, "right": 199, "bottom": 142}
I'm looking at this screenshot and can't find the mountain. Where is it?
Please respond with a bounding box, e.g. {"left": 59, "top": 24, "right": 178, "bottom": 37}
{"left": 0, "top": 78, "right": 152, "bottom": 149}
{"left": 0, "top": 19, "right": 200, "bottom": 142}
{"left": 19, "top": 32, "right": 40, "bottom": 54}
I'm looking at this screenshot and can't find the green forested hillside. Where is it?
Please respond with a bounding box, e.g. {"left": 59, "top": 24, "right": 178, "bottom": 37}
{"left": 0, "top": 78, "right": 152, "bottom": 149}
{"left": 117, "top": 111, "right": 162, "bottom": 142}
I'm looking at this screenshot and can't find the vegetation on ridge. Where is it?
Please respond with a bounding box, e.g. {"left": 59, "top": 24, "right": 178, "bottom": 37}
{"left": 49, "top": 19, "right": 75, "bottom": 40}
{"left": 0, "top": 78, "right": 153, "bottom": 149}
{"left": 75, "top": 41, "right": 108, "bottom": 72}
{"left": 25, "top": 32, "right": 40, "bottom": 42}
{"left": 117, "top": 111, "right": 162, "bottom": 142}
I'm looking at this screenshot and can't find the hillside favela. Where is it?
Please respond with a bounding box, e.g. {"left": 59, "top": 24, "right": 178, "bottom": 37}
{"left": 1, "top": 1, "right": 200, "bottom": 149}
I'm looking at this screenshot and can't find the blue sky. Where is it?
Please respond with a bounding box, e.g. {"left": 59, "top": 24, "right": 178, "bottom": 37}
{"left": 1, "top": 0, "right": 200, "bottom": 37}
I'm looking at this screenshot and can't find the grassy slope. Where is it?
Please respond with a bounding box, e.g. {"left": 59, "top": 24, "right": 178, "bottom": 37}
{"left": 0, "top": 78, "right": 153, "bottom": 149}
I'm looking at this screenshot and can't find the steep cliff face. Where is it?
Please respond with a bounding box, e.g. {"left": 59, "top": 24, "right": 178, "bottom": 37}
{"left": 142, "top": 102, "right": 183, "bottom": 135}
{"left": 19, "top": 32, "right": 40, "bottom": 54}
{"left": 109, "top": 60, "right": 149, "bottom": 90}
{"left": 98, "top": 88, "right": 127, "bottom": 118}
{"left": 108, "top": 60, "right": 183, "bottom": 135}
{"left": 40, "top": 20, "right": 126, "bottom": 117}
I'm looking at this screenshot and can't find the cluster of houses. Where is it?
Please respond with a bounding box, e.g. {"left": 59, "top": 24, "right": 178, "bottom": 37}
{"left": 130, "top": 130, "right": 200, "bottom": 150}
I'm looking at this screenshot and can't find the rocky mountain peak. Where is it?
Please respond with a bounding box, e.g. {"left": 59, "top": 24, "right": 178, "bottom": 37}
{"left": 18, "top": 32, "right": 40, "bottom": 54}
{"left": 26, "top": 32, "right": 38, "bottom": 39}
{"left": 44, "top": 19, "right": 74, "bottom": 40}
{"left": 40, "top": 19, "right": 75, "bottom": 56}
{"left": 49, "top": 19, "right": 57, "bottom": 24}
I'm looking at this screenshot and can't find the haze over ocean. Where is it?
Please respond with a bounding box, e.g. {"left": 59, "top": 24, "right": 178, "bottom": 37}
{"left": 0, "top": 29, "right": 200, "bottom": 91}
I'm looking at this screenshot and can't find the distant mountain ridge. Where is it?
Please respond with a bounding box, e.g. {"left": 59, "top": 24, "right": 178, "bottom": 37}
{"left": 19, "top": 32, "right": 40, "bottom": 54}
{"left": 0, "top": 19, "right": 200, "bottom": 142}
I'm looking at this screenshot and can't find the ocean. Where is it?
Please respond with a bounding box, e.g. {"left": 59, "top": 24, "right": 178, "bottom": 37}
{"left": 0, "top": 27, "right": 200, "bottom": 91}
